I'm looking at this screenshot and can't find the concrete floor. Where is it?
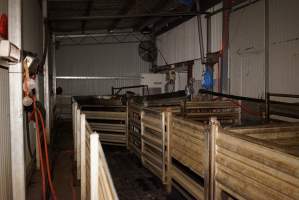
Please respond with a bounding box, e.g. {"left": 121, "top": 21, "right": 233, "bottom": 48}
{"left": 27, "top": 120, "right": 185, "bottom": 200}
{"left": 27, "top": 119, "right": 79, "bottom": 200}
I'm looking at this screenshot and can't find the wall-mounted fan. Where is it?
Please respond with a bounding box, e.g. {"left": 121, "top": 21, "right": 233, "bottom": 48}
{"left": 138, "top": 41, "right": 157, "bottom": 62}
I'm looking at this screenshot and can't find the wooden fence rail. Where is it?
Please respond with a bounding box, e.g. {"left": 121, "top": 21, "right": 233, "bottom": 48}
{"left": 210, "top": 120, "right": 299, "bottom": 200}
{"left": 72, "top": 100, "right": 119, "bottom": 200}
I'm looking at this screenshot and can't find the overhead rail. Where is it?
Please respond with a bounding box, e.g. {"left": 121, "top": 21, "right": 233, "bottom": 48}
{"left": 49, "top": 12, "right": 208, "bottom": 21}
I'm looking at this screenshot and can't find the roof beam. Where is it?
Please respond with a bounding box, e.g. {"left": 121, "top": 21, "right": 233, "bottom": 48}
{"left": 49, "top": 12, "right": 202, "bottom": 21}
{"left": 81, "top": 0, "right": 94, "bottom": 33}
{"left": 106, "top": 0, "right": 136, "bottom": 31}
{"left": 154, "top": 16, "right": 192, "bottom": 35}
{"left": 133, "top": 0, "right": 171, "bottom": 32}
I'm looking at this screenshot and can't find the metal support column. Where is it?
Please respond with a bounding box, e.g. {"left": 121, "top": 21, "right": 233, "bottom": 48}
{"left": 43, "top": 0, "right": 51, "bottom": 143}
{"left": 265, "top": 0, "right": 270, "bottom": 121}
{"left": 221, "top": 0, "right": 231, "bottom": 93}
{"left": 52, "top": 34, "right": 57, "bottom": 126}
{"left": 195, "top": 0, "right": 205, "bottom": 63}
{"left": 8, "top": 0, "right": 26, "bottom": 199}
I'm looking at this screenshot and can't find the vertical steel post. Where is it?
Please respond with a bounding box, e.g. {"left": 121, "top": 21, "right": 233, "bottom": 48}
{"left": 265, "top": 0, "right": 270, "bottom": 121}
{"left": 195, "top": 0, "right": 205, "bottom": 63}
{"left": 221, "top": 0, "right": 231, "bottom": 93}
{"left": 8, "top": 0, "right": 26, "bottom": 199}
{"left": 43, "top": 0, "right": 51, "bottom": 143}
{"left": 51, "top": 34, "right": 57, "bottom": 129}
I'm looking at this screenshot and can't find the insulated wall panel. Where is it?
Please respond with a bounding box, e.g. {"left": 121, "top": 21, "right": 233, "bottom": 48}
{"left": 229, "top": 0, "right": 299, "bottom": 99}
{"left": 56, "top": 43, "right": 150, "bottom": 96}
{"left": 0, "top": 68, "right": 12, "bottom": 200}
{"left": 156, "top": 16, "right": 205, "bottom": 65}
{"left": 229, "top": 0, "right": 265, "bottom": 98}
{"left": 210, "top": 3, "right": 223, "bottom": 53}
{"left": 156, "top": 3, "right": 223, "bottom": 66}
{"left": 269, "top": 0, "right": 299, "bottom": 100}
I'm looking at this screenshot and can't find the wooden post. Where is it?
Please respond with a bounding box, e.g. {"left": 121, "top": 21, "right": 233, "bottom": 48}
{"left": 208, "top": 117, "right": 219, "bottom": 200}
{"left": 73, "top": 102, "right": 78, "bottom": 161}
{"left": 80, "top": 114, "right": 86, "bottom": 200}
{"left": 166, "top": 111, "right": 172, "bottom": 193}
{"left": 90, "top": 133, "right": 100, "bottom": 200}
{"left": 126, "top": 101, "right": 129, "bottom": 149}
{"left": 76, "top": 109, "right": 81, "bottom": 179}
{"left": 162, "top": 112, "right": 166, "bottom": 184}
{"left": 140, "top": 111, "right": 145, "bottom": 164}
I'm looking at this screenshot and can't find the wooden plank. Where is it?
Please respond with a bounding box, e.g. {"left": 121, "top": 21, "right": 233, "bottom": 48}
{"left": 216, "top": 151, "right": 299, "bottom": 199}
{"left": 76, "top": 109, "right": 81, "bottom": 180}
{"left": 214, "top": 121, "right": 299, "bottom": 200}
{"left": 217, "top": 129, "right": 299, "bottom": 179}
{"left": 90, "top": 123, "right": 126, "bottom": 133}
{"left": 216, "top": 166, "right": 293, "bottom": 200}
{"left": 171, "top": 165, "right": 204, "bottom": 200}
{"left": 90, "top": 134, "right": 100, "bottom": 200}
{"left": 80, "top": 114, "right": 86, "bottom": 200}
{"left": 85, "top": 111, "right": 126, "bottom": 120}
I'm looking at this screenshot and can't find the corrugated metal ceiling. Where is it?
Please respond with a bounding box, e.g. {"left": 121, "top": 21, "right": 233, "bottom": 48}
{"left": 48, "top": 0, "right": 221, "bottom": 34}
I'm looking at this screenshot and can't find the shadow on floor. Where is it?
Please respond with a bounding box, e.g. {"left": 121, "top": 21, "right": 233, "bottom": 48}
{"left": 28, "top": 119, "right": 185, "bottom": 200}
{"left": 103, "top": 146, "right": 185, "bottom": 200}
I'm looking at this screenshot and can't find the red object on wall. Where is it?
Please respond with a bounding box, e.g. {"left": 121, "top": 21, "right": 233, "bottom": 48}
{"left": 0, "top": 14, "right": 8, "bottom": 39}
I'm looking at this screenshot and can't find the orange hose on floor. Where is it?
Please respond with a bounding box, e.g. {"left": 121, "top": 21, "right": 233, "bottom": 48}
{"left": 37, "top": 108, "right": 58, "bottom": 200}
{"left": 33, "top": 99, "right": 46, "bottom": 200}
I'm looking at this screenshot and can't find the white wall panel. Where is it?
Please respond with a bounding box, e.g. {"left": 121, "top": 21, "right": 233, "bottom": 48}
{"left": 156, "top": 3, "right": 223, "bottom": 66}
{"left": 229, "top": 0, "right": 299, "bottom": 99}
{"left": 210, "top": 3, "right": 223, "bottom": 52}
{"left": 0, "top": 68, "right": 12, "bottom": 200}
{"left": 156, "top": 16, "right": 205, "bottom": 65}
{"left": 269, "top": 0, "right": 299, "bottom": 99}
{"left": 56, "top": 43, "right": 150, "bottom": 95}
{"left": 229, "top": 0, "right": 265, "bottom": 98}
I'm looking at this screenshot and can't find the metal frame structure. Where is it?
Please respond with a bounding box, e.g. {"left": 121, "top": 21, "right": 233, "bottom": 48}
{"left": 49, "top": 12, "right": 203, "bottom": 21}
{"left": 55, "top": 31, "right": 151, "bottom": 46}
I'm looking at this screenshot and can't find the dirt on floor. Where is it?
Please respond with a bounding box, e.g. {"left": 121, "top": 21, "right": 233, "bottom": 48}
{"left": 27, "top": 119, "right": 185, "bottom": 200}
{"left": 103, "top": 146, "right": 185, "bottom": 200}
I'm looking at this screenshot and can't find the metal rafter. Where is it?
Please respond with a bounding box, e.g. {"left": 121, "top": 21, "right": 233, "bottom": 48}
{"left": 107, "top": 0, "right": 136, "bottom": 31}
{"left": 81, "top": 0, "right": 94, "bottom": 33}
{"left": 49, "top": 12, "right": 201, "bottom": 21}
{"left": 133, "top": 0, "right": 171, "bottom": 32}
{"left": 55, "top": 31, "right": 151, "bottom": 46}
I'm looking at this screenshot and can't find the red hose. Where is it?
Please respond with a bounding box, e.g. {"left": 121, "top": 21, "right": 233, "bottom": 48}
{"left": 33, "top": 99, "right": 46, "bottom": 200}
{"left": 37, "top": 108, "right": 58, "bottom": 200}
